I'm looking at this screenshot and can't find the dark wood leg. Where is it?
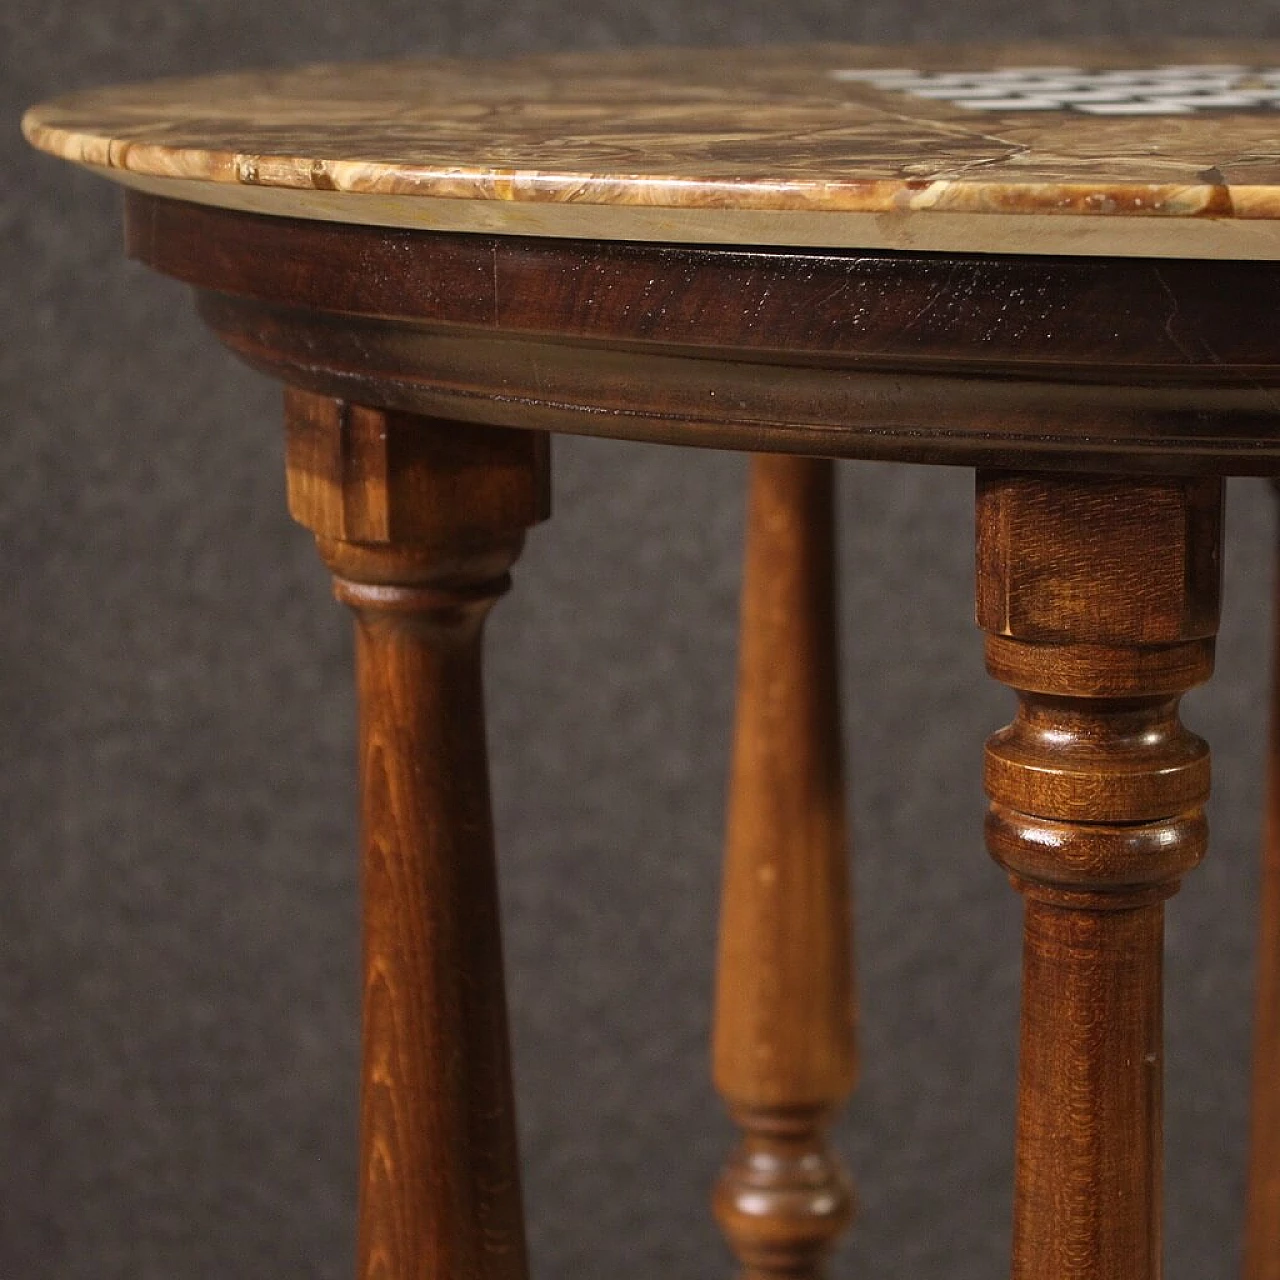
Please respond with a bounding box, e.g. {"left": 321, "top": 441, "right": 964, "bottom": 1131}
{"left": 713, "top": 455, "right": 857, "bottom": 1280}
{"left": 976, "top": 471, "right": 1223, "bottom": 1280}
{"left": 284, "top": 389, "right": 550, "bottom": 1280}
{"left": 1246, "top": 481, "right": 1280, "bottom": 1280}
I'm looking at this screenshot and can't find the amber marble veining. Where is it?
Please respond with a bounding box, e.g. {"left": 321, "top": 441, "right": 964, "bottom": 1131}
{"left": 23, "top": 42, "right": 1280, "bottom": 256}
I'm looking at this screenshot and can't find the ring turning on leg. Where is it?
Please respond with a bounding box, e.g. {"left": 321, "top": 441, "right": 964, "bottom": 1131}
{"left": 977, "top": 471, "right": 1223, "bottom": 1280}
{"left": 714, "top": 456, "right": 856, "bottom": 1280}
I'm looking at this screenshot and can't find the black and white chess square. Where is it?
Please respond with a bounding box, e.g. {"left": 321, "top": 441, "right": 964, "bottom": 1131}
{"left": 829, "top": 65, "right": 1280, "bottom": 114}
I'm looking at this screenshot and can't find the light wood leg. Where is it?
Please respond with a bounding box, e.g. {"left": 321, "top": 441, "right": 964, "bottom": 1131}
{"left": 977, "top": 471, "right": 1222, "bottom": 1280}
{"left": 713, "top": 455, "right": 857, "bottom": 1280}
{"left": 1246, "top": 480, "right": 1280, "bottom": 1280}
{"left": 285, "top": 388, "right": 550, "bottom": 1280}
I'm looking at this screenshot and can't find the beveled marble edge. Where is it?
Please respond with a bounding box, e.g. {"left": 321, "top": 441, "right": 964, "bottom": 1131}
{"left": 98, "top": 169, "right": 1280, "bottom": 260}
{"left": 26, "top": 106, "right": 1280, "bottom": 223}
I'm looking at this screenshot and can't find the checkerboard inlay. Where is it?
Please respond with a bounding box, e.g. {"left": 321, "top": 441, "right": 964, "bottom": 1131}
{"left": 829, "top": 65, "right": 1280, "bottom": 114}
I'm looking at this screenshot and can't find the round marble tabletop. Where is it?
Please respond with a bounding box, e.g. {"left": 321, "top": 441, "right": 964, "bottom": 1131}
{"left": 23, "top": 42, "right": 1280, "bottom": 258}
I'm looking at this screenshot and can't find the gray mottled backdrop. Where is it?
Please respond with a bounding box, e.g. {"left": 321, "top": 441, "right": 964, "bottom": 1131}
{"left": 4, "top": 3, "right": 1280, "bottom": 1277}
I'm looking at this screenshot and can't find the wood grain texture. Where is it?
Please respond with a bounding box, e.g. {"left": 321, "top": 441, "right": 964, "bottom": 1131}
{"left": 1014, "top": 899, "right": 1166, "bottom": 1278}
{"left": 976, "top": 473, "right": 1222, "bottom": 645}
{"left": 23, "top": 43, "right": 1280, "bottom": 258}
{"left": 124, "top": 192, "right": 1280, "bottom": 374}
{"left": 1245, "top": 480, "right": 1280, "bottom": 1280}
{"left": 285, "top": 388, "right": 549, "bottom": 1280}
{"left": 977, "top": 471, "right": 1222, "bottom": 1280}
{"left": 713, "top": 456, "right": 855, "bottom": 1280}
{"left": 123, "top": 194, "right": 1280, "bottom": 475}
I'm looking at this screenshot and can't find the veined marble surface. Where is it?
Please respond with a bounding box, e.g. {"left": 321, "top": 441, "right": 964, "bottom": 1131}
{"left": 23, "top": 42, "right": 1280, "bottom": 257}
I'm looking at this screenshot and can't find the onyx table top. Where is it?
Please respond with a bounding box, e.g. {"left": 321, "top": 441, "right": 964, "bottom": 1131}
{"left": 23, "top": 41, "right": 1280, "bottom": 258}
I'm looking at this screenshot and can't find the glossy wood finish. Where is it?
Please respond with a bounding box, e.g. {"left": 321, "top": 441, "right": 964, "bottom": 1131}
{"left": 128, "top": 194, "right": 1280, "bottom": 474}
{"left": 25, "top": 85, "right": 1280, "bottom": 1275}
{"left": 977, "top": 472, "right": 1222, "bottom": 1280}
{"left": 1246, "top": 480, "right": 1280, "bottom": 1280}
{"left": 285, "top": 388, "right": 549, "bottom": 1280}
{"left": 713, "top": 456, "right": 856, "bottom": 1279}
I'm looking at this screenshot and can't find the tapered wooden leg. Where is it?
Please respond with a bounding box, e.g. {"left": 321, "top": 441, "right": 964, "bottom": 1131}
{"left": 284, "top": 389, "right": 550, "bottom": 1280}
{"left": 1246, "top": 481, "right": 1280, "bottom": 1280}
{"left": 713, "top": 455, "right": 856, "bottom": 1280}
{"left": 977, "top": 471, "right": 1223, "bottom": 1280}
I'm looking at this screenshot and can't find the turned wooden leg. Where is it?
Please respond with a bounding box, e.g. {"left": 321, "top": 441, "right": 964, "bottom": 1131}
{"left": 977, "top": 471, "right": 1223, "bottom": 1280}
{"left": 284, "top": 389, "right": 550, "bottom": 1280}
{"left": 713, "top": 455, "right": 856, "bottom": 1280}
{"left": 1246, "top": 480, "right": 1280, "bottom": 1280}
